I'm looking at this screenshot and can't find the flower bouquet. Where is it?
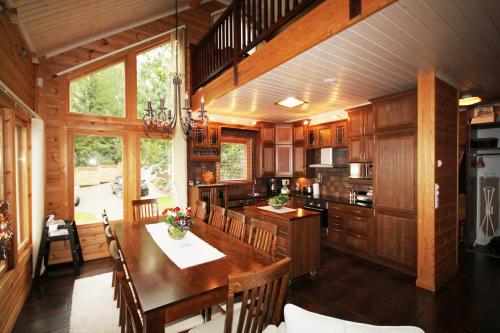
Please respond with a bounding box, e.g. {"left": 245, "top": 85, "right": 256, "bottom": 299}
{"left": 161, "top": 207, "right": 193, "bottom": 240}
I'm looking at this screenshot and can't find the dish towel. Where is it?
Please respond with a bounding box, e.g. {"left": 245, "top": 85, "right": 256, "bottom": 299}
{"left": 145, "top": 223, "right": 226, "bottom": 269}
{"left": 258, "top": 206, "right": 297, "bottom": 214}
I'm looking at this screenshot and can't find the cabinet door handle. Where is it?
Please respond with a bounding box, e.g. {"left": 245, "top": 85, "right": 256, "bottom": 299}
{"left": 352, "top": 216, "right": 362, "bottom": 220}
{"left": 355, "top": 234, "right": 362, "bottom": 239}
{"left": 352, "top": 210, "right": 362, "bottom": 214}
{"left": 332, "top": 206, "right": 340, "bottom": 210}
{"left": 331, "top": 214, "right": 341, "bottom": 219}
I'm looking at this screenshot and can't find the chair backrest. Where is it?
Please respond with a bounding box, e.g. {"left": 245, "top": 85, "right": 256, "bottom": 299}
{"left": 113, "top": 249, "right": 143, "bottom": 333}
{"left": 225, "top": 210, "right": 246, "bottom": 241}
{"left": 247, "top": 219, "right": 278, "bottom": 257}
{"left": 104, "top": 225, "right": 114, "bottom": 245}
{"left": 208, "top": 205, "right": 226, "bottom": 231}
{"left": 132, "top": 199, "right": 159, "bottom": 223}
{"left": 108, "top": 240, "right": 124, "bottom": 273}
{"left": 194, "top": 200, "right": 207, "bottom": 222}
{"left": 224, "top": 257, "right": 291, "bottom": 333}
{"left": 101, "top": 209, "right": 109, "bottom": 230}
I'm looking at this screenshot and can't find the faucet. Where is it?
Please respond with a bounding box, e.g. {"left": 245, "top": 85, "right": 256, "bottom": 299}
{"left": 252, "top": 178, "right": 257, "bottom": 194}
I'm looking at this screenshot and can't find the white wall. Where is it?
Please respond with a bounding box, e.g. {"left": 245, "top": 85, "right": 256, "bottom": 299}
{"left": 172, "top": 120, "right": 187, "bottom": 208}
{"left": 475, "top": 128, "right": 500, "bottom": 245}
{"left": 31, "top": 118, "right": 45, "bottom": 275}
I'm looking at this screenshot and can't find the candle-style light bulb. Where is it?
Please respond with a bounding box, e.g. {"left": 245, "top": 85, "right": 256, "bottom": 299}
{"left": 160, "top": 98, "right": 165, "bottom": 109}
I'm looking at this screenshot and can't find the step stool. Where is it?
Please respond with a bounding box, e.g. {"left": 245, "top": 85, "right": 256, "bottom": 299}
{"left": 34, "top": 220, "right": 84, "bottom": 279}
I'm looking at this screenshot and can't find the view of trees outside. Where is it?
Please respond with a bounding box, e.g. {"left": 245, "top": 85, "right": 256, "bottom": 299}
{"left": 74, "top": 135, "right": 124, "bottom": 224}
{"left": 140, "top": 138, "right": 175, "bottom": 210}
{"left": 220, "top": 142, "right": 247, "bottom": 181}
{"left": 137, "top": 43, "right": 172, "bottom": 118}
{"left": 70, "top": 62, "right": 125, "bottom": 117}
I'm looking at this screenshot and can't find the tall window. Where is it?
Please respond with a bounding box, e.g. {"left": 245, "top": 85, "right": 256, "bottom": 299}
{"left": 15, "top": 122, "right": 29, "bottom": 250}
{"left": 70, "top": 62, "right": 125, "bottom": 117}
{"left": 140, "top": 138, "right": 175, "bottom": 210}
{"left": 73, "top": 135, "right": 124, "bottom": 224}
{"left": 220, "top": 141, "right": 251, "bottom": 181}
{"left": 137, "top": 43, "right": 172, "bottom": 118}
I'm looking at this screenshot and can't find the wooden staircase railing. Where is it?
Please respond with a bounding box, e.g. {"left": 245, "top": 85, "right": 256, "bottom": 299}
{"left": 191, "top": 0, "right": 324, "bottom": 92}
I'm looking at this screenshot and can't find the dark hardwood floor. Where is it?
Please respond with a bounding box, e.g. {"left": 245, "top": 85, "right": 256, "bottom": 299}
{"left": 13, "top": 244, "right": 500, "bottom": 333}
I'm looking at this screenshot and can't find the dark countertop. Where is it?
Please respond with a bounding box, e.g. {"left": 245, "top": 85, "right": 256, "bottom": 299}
{"left": 229, "top": 192, "right": 372, "bottom": 209}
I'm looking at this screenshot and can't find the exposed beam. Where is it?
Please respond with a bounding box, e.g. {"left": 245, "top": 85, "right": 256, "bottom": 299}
{"left": 191, "top": 0, "right": 397, "bottom": 110}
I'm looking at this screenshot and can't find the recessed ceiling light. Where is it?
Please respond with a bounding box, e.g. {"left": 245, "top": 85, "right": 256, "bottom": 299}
{"left": 323, "top": 77, "right": 337, "bottom": 85}
{"left": 331, "top": 114, "right": 340, "bottom": 119}
{"left": 276, "top": 97, "right": 307, "bottom": 108}
{"left": 459, "top": 95, "right": 482, "bottom": 106}
{"left": 251, "top": 121, "right": 257, "bottom": 125}
{"left": 231, "top": 119, "right": 236, "bottom": 123}
{"left": 303, "top": 120, "right": 309, "bottom": 125}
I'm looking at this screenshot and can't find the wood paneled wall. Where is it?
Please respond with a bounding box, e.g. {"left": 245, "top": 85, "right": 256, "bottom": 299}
{"left": 417, "top": 71, "right": 459, "bottom": 292}
{"left": 37, "top": 3, "right": 222, "bottom": 265}
{"left": 0, "top": 11, "right": 35, "bottom": 333}
{"left": 0, "top": 12, "right": 35, "bottom": 109}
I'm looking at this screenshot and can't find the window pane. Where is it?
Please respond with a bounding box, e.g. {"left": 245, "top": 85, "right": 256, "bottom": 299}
{"left": 220, "top": 143, "right": 248, "bottom": 181}
{"left": 137, "top": 44, "right": 172, "bottom": 119}
{"left": 70, "top": 63, "right": 125, "bottom": 117}
{"left": 15, "top": 124, "right": 29, "bottom": 249}
{"left": 74, "top": 135, "right": 124, "bottom": 224}
{"left": 140, "top": 138, "right": 175, "bottom": 211}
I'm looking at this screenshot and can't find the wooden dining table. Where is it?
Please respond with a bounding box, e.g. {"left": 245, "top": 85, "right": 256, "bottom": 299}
{"left": 113, "top": 221, "right": 275, "bottom": 333}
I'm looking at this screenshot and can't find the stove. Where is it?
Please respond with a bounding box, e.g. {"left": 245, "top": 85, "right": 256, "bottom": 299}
{"left": 303, "top": 198, "right": 328, "bottom": 234}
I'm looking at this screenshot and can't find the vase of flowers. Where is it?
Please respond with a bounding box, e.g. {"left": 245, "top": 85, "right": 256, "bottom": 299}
{"left": 161, "top": 207, "right": 193, "bottom": 240}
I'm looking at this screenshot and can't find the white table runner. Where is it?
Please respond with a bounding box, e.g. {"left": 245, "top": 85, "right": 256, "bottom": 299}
{"left": 145, "top": 223, "right": 225, "bottom": 269}
{"left": 258, "top": 205, "right": 297, "bottom": 214}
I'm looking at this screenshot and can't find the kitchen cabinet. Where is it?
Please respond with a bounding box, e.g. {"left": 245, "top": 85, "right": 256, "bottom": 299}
{"left": 317, "top": 124, "right": 332, "bottom": 147}
{"left": 261, "top": 123, "right": 275, "bottom": 143}
{"left": 261, "top": 143, "right": 275, "bottom": 177}
{"left": 275, "top": 145, "right": 293, "bottom": 177}
{"left": 333, "top": 121, "right": 347, "bottom": 147}
{"left": 371, "top": 91, "right": 417, "bottom": 132}
{"left": 374, "top": 210, "right": 416, "bottom": 271}
{"left": 293, "top": 144, "right": 306, "bottom": 177}
{"left": 306, "top": 126, "right": 317, "bottom": 148}
{"left": 347, "top": 105, "right": 373, "bottom": 162}
{"left": 293, "top": 123, "right": 306, "bottom": 143}
{"left": 188, "top": 125, "right": 221, "bottom": 161}
{"left": 188, "top": 184, "right": 229, "bottom": 216}
{"left": 276, "top": 124, "right": 293, "bottom": 144}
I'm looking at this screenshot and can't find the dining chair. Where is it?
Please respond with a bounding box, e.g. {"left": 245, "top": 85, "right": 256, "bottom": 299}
{"left": 247, "top": 219, "right": 278, "bottom": 257}
{"left": 108, "top": 240, "right": 127, "bottom": 327}
{"left": 193, "top": 200, "right": 207, "bottom": 222}
{"left": 132, "top": 198, "right": 159, "bottom": 223}
{"left": 207, "top": 205, "right": 226, "bottom": 231}
{"left": 224, "top": 210, "right": 246, "bottom": 241}
{"left": 189, "top": 257, "right": 291, "bottom": 333}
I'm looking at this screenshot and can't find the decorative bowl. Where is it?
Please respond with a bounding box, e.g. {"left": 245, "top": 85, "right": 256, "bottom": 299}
{"left": 270, "top": 204, "right": 285, "bottom": 210}
{"left": 202, "top": 170, "right": 216, "bottom": 184}
{"left": 168, "top": 225, "right": 188, "bottom": 240}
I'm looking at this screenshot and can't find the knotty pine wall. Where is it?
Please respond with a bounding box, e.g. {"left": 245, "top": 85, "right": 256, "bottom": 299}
{"left": 37, "top": 2, "right": 224, "bottom": 265}
{"left": 0, "top": 11, "right": 35, "bottom": 333}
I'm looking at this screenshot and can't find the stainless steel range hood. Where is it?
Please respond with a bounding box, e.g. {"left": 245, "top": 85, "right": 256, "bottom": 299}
{"left": 309, "top": 148, "right": 349, "bottom": 168}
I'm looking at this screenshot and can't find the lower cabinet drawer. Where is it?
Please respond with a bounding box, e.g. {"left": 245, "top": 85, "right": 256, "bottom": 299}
{"left": 327, "top": 227, "right": 343, "bottom": 246}
{"left": 345, "top": 232, "right": 370, "bottom": 254}
{"left": 345, "top": 215, "right": 370, "bottom": 235}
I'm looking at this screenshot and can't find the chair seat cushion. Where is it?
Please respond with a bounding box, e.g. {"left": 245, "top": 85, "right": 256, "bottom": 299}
{"left": 284, "top": 304, "right": 424, "bottom": 333}
{"left": 166, "top": 314, "right": 205, "bottom": 333}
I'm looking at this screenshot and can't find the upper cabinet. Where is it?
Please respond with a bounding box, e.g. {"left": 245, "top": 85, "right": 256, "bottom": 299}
{"left": 306, "top": 126, "right": 317, "bottom": 148}
{"left": 293, "top": 122, "right": 306, "bottom": 143}
{"left": 188, "top": 125, "right": 221, "bottom": 161}
{"left": 276, "top": 145, "right": 293, "bottom": 177}
{"left": 371, "top": 91, "right": 417, "bottom": 132}
{"left": 347, "top": 105, "right": 373, "bottom": 162}
{"left": 333, "top": 120, "right": 347, "bottom": 147}
{"left": 317, "top": 124, "right": 333, "bottom": 148}
{"left": 276, "top": 124, "right": 293, "bottom": 144}
{"left": 261, "top": 123, "right": 275, "bottom": 143}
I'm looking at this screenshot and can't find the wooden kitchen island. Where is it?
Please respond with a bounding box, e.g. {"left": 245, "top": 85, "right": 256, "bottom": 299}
{"left": 244, "top": 206, "right": 321, "bottom": 278}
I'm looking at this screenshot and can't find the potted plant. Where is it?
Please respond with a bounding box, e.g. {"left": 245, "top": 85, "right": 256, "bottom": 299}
{"left": 268, "top": 194, "right": 289, "bottom": 210}
{"left": 161, "top": 207, "right": 193, "bottom": 240}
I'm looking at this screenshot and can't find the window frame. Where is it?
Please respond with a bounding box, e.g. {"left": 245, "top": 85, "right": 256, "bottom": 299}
{"left": 218, "top": 137, "right": 253, "bottom": 184}
{"left": 68, "top": 60, "right": 127, "bottom": 119}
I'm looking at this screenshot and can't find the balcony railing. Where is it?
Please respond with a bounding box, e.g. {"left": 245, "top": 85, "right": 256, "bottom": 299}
{"left": 191, "top": 0, "right": 324, "bottom": 92}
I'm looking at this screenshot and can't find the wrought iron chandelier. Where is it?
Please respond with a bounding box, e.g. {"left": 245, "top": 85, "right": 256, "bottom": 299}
{"left": 143, "top": 0, "right": 208, "bottom": 138}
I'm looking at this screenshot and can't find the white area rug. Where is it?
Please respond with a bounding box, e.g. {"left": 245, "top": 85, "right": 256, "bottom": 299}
{"left": 69, "top": 272, "right": 120, "bottom": 333}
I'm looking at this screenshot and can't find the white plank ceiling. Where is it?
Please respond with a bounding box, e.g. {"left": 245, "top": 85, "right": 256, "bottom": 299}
{"left": 5, "top": 0, "right": 222, "bottom": 55}
{"left": 208, "top": 0, "right": 500, "bottom": 122}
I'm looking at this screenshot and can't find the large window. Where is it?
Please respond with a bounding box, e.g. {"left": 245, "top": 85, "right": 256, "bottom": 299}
{"left": 14, "top": 121, "right": 29, "bottom": 250}
{"left": 70, "top": 62, "right": 125, "bottom": 117}
{"left": 220, "top": 141, "right": 251, "bottom": 181}
{"left": 73, "top": 135, "right": 124, "bottom": 224}
{"left": 137, "top": 43, "right": 172, "bottom": 118}
{"left": 140, "top": 138, "right": 175, "bottom": 210}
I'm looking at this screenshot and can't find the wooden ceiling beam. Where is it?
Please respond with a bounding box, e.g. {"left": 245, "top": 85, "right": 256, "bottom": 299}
{"left": 191, "top": 0, "right": 397, "bottom": 110}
